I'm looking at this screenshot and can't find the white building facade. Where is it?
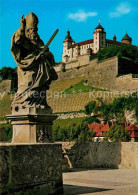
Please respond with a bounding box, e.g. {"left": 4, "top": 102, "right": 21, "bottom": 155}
{"left": 62, "top": 22, "right": 132, "bottom": 63}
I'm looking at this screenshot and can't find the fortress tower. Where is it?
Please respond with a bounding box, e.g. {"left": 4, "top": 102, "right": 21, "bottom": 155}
{"left": 62, "top": 30, "right": 74, "bottom": 62}
{"left": 121, "top": 32, "right": 132, "bottom": 45}
{"left": 93, "top": 21, "right": 106, "bottom": 53}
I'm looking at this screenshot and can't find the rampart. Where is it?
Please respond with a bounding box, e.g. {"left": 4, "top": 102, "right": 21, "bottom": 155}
{"left": 54, "top": 56, "right": 138, "bottom": 92}
{"left": 0, "top": 80, "right": 11, "bottom": 94}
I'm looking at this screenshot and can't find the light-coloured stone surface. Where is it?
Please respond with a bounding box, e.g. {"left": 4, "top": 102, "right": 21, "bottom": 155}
{"left": 57, "top": 112, "right": 86, "bottom": 119}
{"left": 0, "top": 143, "right": 63, "bottom": 194}
{"left": 62, "top": 142, "right": 138, "bottom": 170}
{"left": 63, "top": 168, "right": 138, "bottom": 195}
{"left": 0, "top": 80, "right": 11, "bottom": 95}
{"left": 55, "top": 56, "right": 138, "bottom": 92}
{"left": 125, "top": 109, "right": 136, "bottom": 124}
{"left": 7, "top": 112, "right": 57, "bottom": 143}
{"left": 116, "top": 74, "right": 138, "bottom": 92}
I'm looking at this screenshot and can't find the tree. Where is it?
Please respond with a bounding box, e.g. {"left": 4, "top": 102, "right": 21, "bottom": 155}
{"left": 85, "top": 101, "right": 97, "bottom": 115}
{"left": 104, "top": 124, "right": 130, "bottom": 142}
{"left": 97, "top": 45, "right": 138, "bottom": 62}
{"left": 77, "top": 121, "right": 95, "bottom": 142}
{"left": 0, "top": 67, "right": 17, "bottom": 91}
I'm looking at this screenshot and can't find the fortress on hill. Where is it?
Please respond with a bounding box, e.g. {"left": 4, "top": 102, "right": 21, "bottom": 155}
{"left": 53, "top": 22, "right": 137, "bottom": 93}
{"left": 62, "top": 22, "right": 133, "bottom": 63}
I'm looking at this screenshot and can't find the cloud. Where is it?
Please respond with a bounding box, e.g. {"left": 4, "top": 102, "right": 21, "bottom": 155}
{"left": 68, "top": 10, "right": 98, "bottom": 22}
{"left": 109, "top": 3, "right": 131, "bottom": 18}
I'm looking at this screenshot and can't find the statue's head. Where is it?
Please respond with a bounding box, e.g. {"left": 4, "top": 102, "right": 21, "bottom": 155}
{"left": 25, "top": 12, "right": 39, "bottom": 41}
{"left": 25, "top": 12, "right": 38, "bottom": 30}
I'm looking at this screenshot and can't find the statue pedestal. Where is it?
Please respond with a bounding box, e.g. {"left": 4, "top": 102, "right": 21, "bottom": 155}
{"left": 3, "top": 108, "right": 63, "bottom": 194}
{"left": 7, "top": 107, "right": 57, "bottom": 144}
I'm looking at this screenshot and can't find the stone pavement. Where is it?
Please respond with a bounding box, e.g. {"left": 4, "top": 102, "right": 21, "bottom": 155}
{"left": 62, "top": 168, "right": 138, "bottom": 195}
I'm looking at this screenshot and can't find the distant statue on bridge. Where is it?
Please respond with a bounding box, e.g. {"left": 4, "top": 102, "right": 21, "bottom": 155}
{"left": 11, "top": 12, "right": 58, "bottom": 111}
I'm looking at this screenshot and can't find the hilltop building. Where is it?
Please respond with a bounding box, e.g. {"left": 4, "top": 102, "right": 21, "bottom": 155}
{"left": 62, "top": 22, "right": 132, "bottom": 63}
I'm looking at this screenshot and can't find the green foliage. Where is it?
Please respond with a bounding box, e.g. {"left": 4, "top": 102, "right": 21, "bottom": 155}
{"left": 132, "top": 74, "right": 138, "bottom": 78}
{"left": 0, "top": 123, "right": 12, "bottom": 140}
{"left": 85, "top": 92, "right": 138, "bottom": 122}
{"left": 0, "top": 94, "right": 13, "bottom": 118}
{"left": 62, "top": 67, "right": 66, "bottom": 72}
{"left": 77, "top": 121, "right": 95, "bottom": 142}
{"left": 0, "top": 66, "right": 17, "bottom": 91}
{"left": 104, "top": 124, "right": 130, "bottom": 142}
{"left": 85, "top": 101, "right": 97, "bottom": 115}
{"left": 52, "top": 117, "right": 95, "bottom": 142}
{"left": 82, "top": 116, "right": 100, "bottom": 124}
{"left": 64, "top": 80, "right": 105, "bottom": 94}
{"left": 97, "top": 45, "right": 138, "bottom": 62}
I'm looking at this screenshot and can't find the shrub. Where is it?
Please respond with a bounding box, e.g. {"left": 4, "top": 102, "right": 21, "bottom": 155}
{"left": 104, "top": 124, "right": 131, "bottom": 142}
{"left": 84, "top": 92, "right": 138, "bottom": 123}
{"left": 97, "top": 45, "right": 138, "bottom": 62}
{"left": 0, "top": 123, "right": 12, "bottom": 140}
{"left": 52, "top": 117, "right": 95, "bottom": 142}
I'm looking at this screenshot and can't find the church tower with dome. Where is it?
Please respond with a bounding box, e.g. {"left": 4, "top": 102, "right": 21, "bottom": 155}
{"left": 62, "top": 22, "right": 133, "bottom": 63}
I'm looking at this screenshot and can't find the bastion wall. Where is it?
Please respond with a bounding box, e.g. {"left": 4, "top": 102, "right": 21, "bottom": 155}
{"left": 54, "top": 56, "right": 138, "bottom": 92}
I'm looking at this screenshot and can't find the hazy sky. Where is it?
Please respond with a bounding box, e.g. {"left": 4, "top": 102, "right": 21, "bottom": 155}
{"left": 0, "top": 0, "right": 138, "bottom": 68}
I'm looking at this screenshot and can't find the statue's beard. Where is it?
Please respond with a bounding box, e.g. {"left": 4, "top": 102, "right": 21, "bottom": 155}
{"left": 26, "top": 31, "right": 40, "bottom": 43}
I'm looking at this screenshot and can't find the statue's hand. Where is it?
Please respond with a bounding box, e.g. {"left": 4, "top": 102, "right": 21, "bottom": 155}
{"left": 20, "top": 15, "right": 26, "bottom": 27}
{"left": 36, "top": 51, "right": 50, "bottom": 61}
{"left": 36, "top": 52, "right": 45, "bottom": 60}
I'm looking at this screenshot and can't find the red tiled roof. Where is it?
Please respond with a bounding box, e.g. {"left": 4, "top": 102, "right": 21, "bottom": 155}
{"left": 88, "top": 124, "right": 103, "bottom": 132}
{"left": 126, "top": 124, "right": 138, "bottom": 131}
{"left": 88, "top": 123, "right": 138, "bottom": 138}
{"left": 70, "top": 39, "right": 93, "bottom": 48}
{"left": 101, "top": 123, "right": 110, "bottom": 131}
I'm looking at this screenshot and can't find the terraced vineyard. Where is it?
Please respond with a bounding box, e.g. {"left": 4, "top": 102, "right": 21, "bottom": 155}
{"left": 47, "top": 91, "right": 114, "bottom": 113}
{"left": 0, "top": 94, "right": 12, "bottom": 119}
{"left": 48, "top": 76, "right": 85, "bottom": 93}
{"left": 0, "top": 77, "right": 115, "bottom": 119}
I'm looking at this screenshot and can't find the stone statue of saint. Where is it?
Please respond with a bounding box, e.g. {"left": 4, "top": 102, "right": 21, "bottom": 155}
{"left": 11, "top": 12, "right": 58, "bottom": 111}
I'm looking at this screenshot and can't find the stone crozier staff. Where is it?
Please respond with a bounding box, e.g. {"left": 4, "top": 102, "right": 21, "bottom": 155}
{"left": 11, "top": 12, "right": 58, "bottom": 110}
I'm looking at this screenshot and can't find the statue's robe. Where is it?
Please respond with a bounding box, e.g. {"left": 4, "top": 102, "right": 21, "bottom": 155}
{"left": 11, "top": 27, "right": 58, "bottom": 108}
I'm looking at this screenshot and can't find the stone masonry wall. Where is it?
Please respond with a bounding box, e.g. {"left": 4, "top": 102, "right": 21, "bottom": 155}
{"left": 67, "top": 142, "right": 138, "bottom": 169}
{"left": 0, "top": 143, "right": 63, "bottom": 194}
{"left": 88, "top": 57, "right": 118, "bottom": 90}
{"left": 0, "top": 80, "right": 11, "bottom": 94}
{"left": 54, "top": 56, "right": 138, "bottom": 92}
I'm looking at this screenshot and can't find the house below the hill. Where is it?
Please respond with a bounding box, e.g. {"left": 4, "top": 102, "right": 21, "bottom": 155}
{"left": 88, "top": 122, "right": 138, "bottom": 142}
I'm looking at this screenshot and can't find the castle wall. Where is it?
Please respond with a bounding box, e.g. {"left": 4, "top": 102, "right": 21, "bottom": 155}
{"left": 54, "top": 64, "right": 62, "bottom": 72}
{"left": 116, "top": 75, "right": 138, "bottom": 92}
{"left": 0, "top": 80, "right": 11, "bottom": 94}
{"left": 54, "top": 56, "right": 138, "bottom": 92}
{"left": 88, "top": 57, "right": 118, "bottom": 90}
